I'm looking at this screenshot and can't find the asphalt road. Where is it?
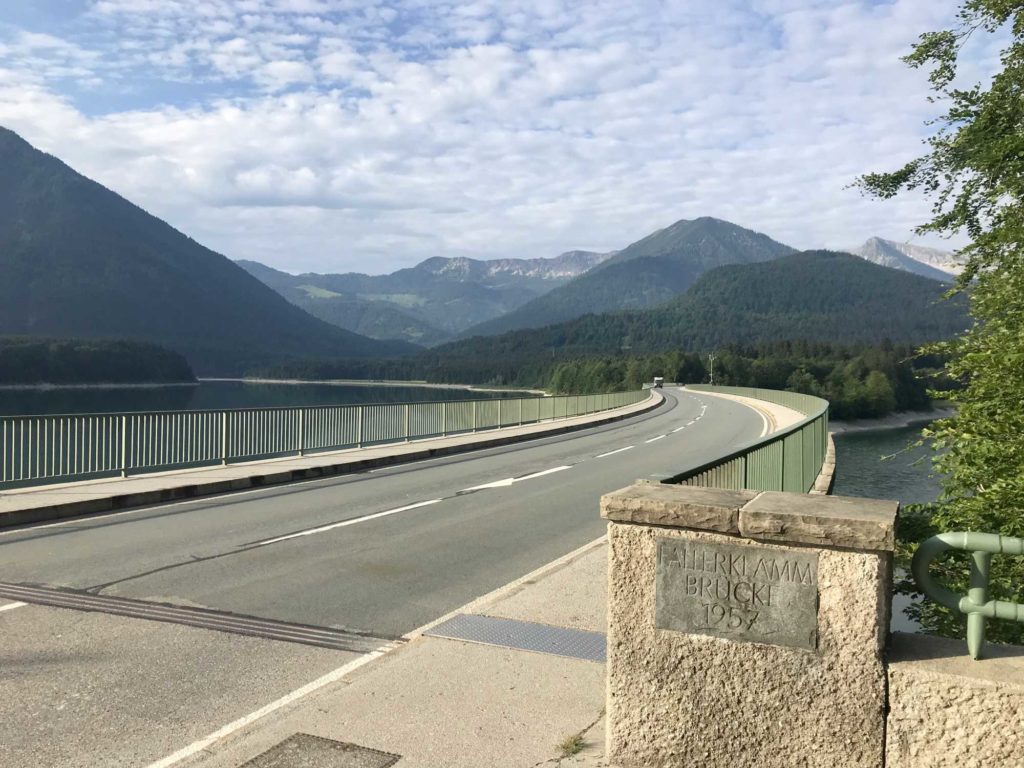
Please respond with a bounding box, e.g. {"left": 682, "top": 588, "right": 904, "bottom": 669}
{"left": 0, "top": 388, "right": 762, "bottom": 637}
{"left": 0, "top": 387, "right": 765, "bottom": 767}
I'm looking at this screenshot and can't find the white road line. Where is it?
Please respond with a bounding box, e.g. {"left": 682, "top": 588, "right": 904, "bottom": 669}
{"left": 516, "top": 465, "right": 572, "bottom": 481}
{"left": 687, "top": 420, "right": 696, "bottom": 426}
{"left": 461, "top": 465, "right": 572, "bottom": 492}
{"left": 0, "top": 601, "right": 26, "bottom": 613}
{"left": 645, "top": 435, "right": 666, "bottom": 443}
{"left": 253, "top": 499, "right": 443, "bottom": 546}
{"left": 672, "top": 426, "right": 686, "bottom": 433}
{"left": 595, "top": 446, "right": 634, "bottom": 458}
{"left": 143, "top": 645, "right": 396, "bottom": 768}
{"left": 462, "top": 477, "right": 516, "bottom": 491}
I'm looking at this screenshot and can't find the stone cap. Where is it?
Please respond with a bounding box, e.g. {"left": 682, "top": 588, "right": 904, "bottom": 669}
{"left": 740, "top": 491, "right": 897, "bottom": 551}
{"left": 601, "top": 483, "right": 898, "bottom": 551}
{"left": 889, "top": 632, "right": 1024, "bottom": 687}
{"left": 600, "top": 484, "right": 755, "bottom": 534}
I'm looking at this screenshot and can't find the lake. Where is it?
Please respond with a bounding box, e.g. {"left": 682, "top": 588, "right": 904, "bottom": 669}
{"left": 833, "top": 425, "right": 941, "bottom": 505}
{"left": 0, "top": 379, "right": 517, "bottom": 417}
{"left": 833, "top": 424, "right": 943, "bottom": 633}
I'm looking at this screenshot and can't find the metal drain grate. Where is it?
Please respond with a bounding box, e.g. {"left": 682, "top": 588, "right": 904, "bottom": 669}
{"left": 0, "top": 583, "right": 393, "bottom": 653}
{"left": 240, "top": 733, "right": 400, "bottom": 767}
{"left": 425, "top": 613, "right": 606, "bottom": 662}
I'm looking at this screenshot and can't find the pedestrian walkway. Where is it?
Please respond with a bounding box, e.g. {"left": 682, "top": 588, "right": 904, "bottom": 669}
{"left": 0, "top": 392, "right": 660, "bottom": 528}
{"left": 160, "top": 537, "right": 613, "bottom": 768}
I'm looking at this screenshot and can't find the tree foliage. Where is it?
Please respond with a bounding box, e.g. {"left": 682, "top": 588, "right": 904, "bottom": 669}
{"left": 859, "top": 2, "right": 1024, "bottom": 643}
{"left": 0, "top": 337, "right": 195, "bottom": 385}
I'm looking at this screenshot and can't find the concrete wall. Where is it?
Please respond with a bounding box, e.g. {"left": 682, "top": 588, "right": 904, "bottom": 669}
{"left": 602, "top": 484, "right": 897, "bottom": 768}
{"left": 886, "top": 632, "right": 1024, "bottom": 768}
{"left": 601, "top": 483, "right": 1024, "bottom": 768}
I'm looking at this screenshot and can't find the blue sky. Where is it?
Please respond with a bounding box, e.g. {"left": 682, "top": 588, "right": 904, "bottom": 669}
{"left": 0, "top": 1, "right": 991, "bottom": 273}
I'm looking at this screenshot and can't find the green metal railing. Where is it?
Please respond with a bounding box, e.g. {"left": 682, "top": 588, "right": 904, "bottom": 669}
{"left": 665, "top": 385, "right": 829, "bottom": 493}
{"left": 912, "top": 532, "right": 1024, "bottom": 659}
{"left": 0, "top": 390, "right": 649, "bottom": 489}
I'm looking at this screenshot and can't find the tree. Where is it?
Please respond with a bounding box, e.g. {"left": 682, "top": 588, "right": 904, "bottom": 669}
{"left": 858, "top": 2, "right": 1024, "bottom": 643}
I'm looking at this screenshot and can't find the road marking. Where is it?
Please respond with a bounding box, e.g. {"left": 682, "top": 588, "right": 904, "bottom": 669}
{"left": 0, "top": 601, "right": 26, "bottom": 613}
{"left": 253, "top": 499, "right": 443, "bottom": 546}
{"left": 143, "top": 645, "right": 396, "bottom": 768}
{"left": 595, "top": 446, "right": 634, "bottom": 458}
{"left": 461, "top": 465, "right": 572, "bottom": 492}
{"left": 645, "top": 435, "right": 666, "bottom": 443}
{"left": 687, "top": 420, "right": 696, "bottom": 426}
{"left": 462, "top": 477, "right": 516, "bottom": 490}
{"left": 517, "top": 465, "right": 572, "bottom": 481}
{"left": 672, "top": 426, "right": 686, "bottom": 433}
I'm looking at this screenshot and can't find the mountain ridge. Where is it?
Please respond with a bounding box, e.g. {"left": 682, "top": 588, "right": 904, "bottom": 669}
{"left": 459, "top": 217, "right": 797, "bottom": 338}
{"left": 237, "top": 249, "right": 612, "bottom": 345}
{"left": 0, "top": 126, "right": 412, "bottom": 374}
{"left": 850, "top": 237, "right": 962, "bottom": 281}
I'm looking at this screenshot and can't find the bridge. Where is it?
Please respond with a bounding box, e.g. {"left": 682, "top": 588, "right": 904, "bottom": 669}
{"left": 0, "top": 385, "right": 817, "bottom": 766}
{"left": 3, "top": 385, "right": 1010, "bottom": 768}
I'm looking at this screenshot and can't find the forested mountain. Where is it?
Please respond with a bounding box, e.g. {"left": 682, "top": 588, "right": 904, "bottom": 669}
{"left": 418, "top": 251, "right": 968, "bottom": 373}
{"left": 0, "top": 127, "right": 413, "bottom": 374}
{"left": 851, "top": 237, "right": 961, "bottom": 281}
{"left": 237, "top": 249, "right": 611, "bottom": 345}
{"left": 0, "top": 337, "right": 195, "bottom": 385}
{"left": 461, "top": 217, "right": 796, "bottom": 337}
{"left": 236, "top": 260, "right": 449, "bottom": 345}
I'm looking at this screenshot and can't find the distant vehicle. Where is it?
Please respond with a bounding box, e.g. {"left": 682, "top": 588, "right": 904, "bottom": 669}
{"left": 652, "top": 377, "right": 664, "bottom": 388}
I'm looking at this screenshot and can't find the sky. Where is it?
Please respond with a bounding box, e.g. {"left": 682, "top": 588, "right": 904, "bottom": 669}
{"left": 0, "top": 1, "right": 994, "bottom": 274}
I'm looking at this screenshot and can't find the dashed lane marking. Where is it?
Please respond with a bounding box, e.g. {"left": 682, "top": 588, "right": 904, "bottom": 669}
{"left": 595, "top": 446, "right": 634, "bottom": 458}
{"left": 253, "top": 499, "right": 443, "bottom": 546}
{"left": 0, "top": 601, "right": 26, "bottom": 613}
{"left": 645, "top": 435, "right": 667, "bottom": 443}
{"left": 461, "top": 464, "right": 573, "bottom": 492}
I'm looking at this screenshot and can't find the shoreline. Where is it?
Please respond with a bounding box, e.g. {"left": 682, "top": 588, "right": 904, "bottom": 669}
{"left": 200, "top": 377, "right": 548, "bottom": 395}
{"left": 830, "top": 406, "right": 955, "bottom": 435}
{"left": 0, "top": 380, "right": 198, "bottom": 392}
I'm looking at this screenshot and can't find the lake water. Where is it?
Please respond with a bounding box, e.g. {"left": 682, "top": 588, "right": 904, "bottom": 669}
{"left": 833, "top": 425, "right": 942, "bottom": 505}
{"left": 833, "top": 424, "right": 944, "bottom": 633}
{"left": 0, "top": 379, "right": 515, "bottom": 417}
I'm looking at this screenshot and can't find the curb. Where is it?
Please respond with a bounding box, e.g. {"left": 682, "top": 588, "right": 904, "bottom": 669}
{"left": 0, "top": 393, "right": 663, "bottom": 529}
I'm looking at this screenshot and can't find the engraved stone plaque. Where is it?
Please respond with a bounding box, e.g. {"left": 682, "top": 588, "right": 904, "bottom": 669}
{"left": 655, "top": 538, "right": 818, "bottom": 650}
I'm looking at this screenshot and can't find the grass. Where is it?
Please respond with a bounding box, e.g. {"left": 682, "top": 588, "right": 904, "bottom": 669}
{"left": 558, "top": 731, "right": 585, "bottom": 758}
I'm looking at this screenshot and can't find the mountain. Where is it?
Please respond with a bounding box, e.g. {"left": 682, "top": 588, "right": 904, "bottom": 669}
{"left": 235, "top": 260, "right": 449, "bottom": 346}
{"left": 421, "top": 251, "right": 968, "bottom": 369}
{"left": 0, "top": 127, "right": 413, "bottom": 374}
{"left": 237, "top": 249, "right": 611, "bottom": 345}
{"left": 850, "top": 237, "right": 962, "bottom": 281}
{"left": 460, "top": 217, "right": 796, "bottom": 338}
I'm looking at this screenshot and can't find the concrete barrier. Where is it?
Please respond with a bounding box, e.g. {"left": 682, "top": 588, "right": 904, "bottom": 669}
{"left": 601, "top": 483, "right": 897, "bottom": 767}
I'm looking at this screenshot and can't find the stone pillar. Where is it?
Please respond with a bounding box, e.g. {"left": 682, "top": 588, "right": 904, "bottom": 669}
{"left": 602, "top": 483, "right": 897, "bottom": 768}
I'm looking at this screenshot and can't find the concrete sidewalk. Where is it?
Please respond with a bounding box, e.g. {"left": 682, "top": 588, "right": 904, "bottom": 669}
{"left": 174, "top": 537, "right": 612, "bottom": 768}
{"left": 0, "top": 392, "right": 661, "bottom": 528}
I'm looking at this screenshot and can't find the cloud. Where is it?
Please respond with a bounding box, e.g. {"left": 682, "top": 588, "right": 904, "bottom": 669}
{"left": 0, "top": 0, "right": 997, "bottom": 273}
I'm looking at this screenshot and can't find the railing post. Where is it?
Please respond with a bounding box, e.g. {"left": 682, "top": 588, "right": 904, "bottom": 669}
{"left": 357, "top": 406, "right": 363, "bottom": 448}
{"left": 221, "top": 411, "right": 228, "bottom": 465}
{"left": 779, "top": 437, "right": 786, "bottom": 492}
{"left": 968, "top": 550, "right": 992, "bottom": 659}
{"left": 498, "top": 399, "right": 502, "bottom": 428}
{"left": 442, "top": 401, "right": 447, "bottom": 437}
{"left": 297, "top": 408, "right": 305, "bottom": 457}
{"left": 405, "top": 403, "right": 410, "bottom": 442}
{"left": 120, "top": 415, "right": 127, "bottom": 477}
{"left": 472, "top": 400, "right": 477, "bottom": 432}
{"left": 518, "top": 398, "right": 523, "bottom": 426}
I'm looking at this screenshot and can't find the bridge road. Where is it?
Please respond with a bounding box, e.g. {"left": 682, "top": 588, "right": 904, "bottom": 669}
{"left": 0, "top": 388, "right": 766, "bottom": 767}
